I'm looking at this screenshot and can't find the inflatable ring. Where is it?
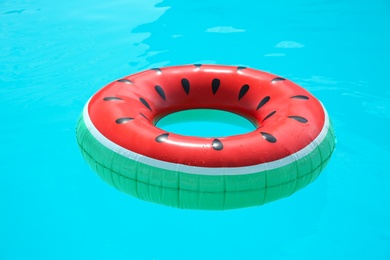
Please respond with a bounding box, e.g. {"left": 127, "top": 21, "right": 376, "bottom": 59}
{"left": 76, "top": 64, "right": 335, "bottom": 210}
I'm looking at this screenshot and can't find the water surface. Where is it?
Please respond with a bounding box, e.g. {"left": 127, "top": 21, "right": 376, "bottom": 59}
{"left": 1, "top": 0, "right": 390, "bottom": 259}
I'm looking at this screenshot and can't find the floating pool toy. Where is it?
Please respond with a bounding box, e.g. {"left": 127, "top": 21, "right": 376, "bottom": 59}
{"left": 76, "top": 64, "right": 335, "bottom": 210}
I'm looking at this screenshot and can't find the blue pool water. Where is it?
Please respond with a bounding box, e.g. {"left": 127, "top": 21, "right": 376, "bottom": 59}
{"left": 156, "top": 109, "right": 256, "bottom": 137}
{"left": 1, "top": 0, "right": 390, "bottom": 259}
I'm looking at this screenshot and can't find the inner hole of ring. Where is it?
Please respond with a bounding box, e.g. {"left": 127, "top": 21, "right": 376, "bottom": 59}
{"left": 155, "top": 109, "right": 256, "bottom": 138}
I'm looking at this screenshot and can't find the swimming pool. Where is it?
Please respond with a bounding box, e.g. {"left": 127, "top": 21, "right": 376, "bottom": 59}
{"left": 1, "top": 0, "right": 389, "bottom": 259}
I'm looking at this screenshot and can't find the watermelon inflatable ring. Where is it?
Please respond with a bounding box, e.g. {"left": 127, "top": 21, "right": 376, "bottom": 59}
{"left": 76, "top": 64, "right": 335, "bottom": 210}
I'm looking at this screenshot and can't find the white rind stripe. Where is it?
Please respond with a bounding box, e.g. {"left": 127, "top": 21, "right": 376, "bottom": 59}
{"left": 83, "top": 100, "right": 330, "bottom": 176}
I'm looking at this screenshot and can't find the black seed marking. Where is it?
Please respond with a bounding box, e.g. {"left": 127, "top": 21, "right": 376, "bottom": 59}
{"left": 237, "top": 66, "right": 247, "bottom": 71}
{"left": 262, "top": 110, "right": 276, "bottom": 123}
{"left": 115, "top": 117, "right": 133, "bottom": 124}
{"left": 238, "top": 84, "right": 250, "bottom": 100}
{"left": 156, "top": 133, "right": 169, "bottom": 142}
{"left": 139, "top": 97, "right": 152, "bottom": 111}
{"left": 212, "top": 139, "right": 223, "bottom": 150}
{"left": 288, "top": 116, "right": 308, "bottom": 123}
{"left": 212, "top": 78, "right": 220, "bottom": 95}
{"left": 181, "top": 78, "right": 190, "bottom": 95}
{"left": 271, "top": 77, "right": 286, "bottom": 83}
{"left": 256, "top": 96, "right": 270, "bottom": 110}
{"left": 194, "top": 64, "right": 202, "bottom": 68}
{"left": 140, "top": 113, "right": 150, "bottom": 122}
{"left": 151, "top": 68, "right": 162, "bottom": 73}
{"left": 261, "top": 132, "right": 277, "bottom": 143}
{"left": 291, "top": 95, "right": 309, "bottom": 100}
{"left": 103, "top": 97, "right": 123, "bottom": 101}
{"left": 155, "top": 85, "right": 166, "bottom": 101}
{"left": 117, "top": 79, "right": 133, "bottom": 84}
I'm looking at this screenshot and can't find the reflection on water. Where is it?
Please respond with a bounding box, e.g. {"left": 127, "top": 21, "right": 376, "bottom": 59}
{"left": 131, "top": 0, "right": 323, "bottom": 70}
{"left": 131, "top": 0, "right": 389, "bottom": 80}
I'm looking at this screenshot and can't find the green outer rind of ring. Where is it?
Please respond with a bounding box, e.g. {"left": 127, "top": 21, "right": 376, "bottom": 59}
{"left": 76, "top": 114, "right": 336, "bottom": 210}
